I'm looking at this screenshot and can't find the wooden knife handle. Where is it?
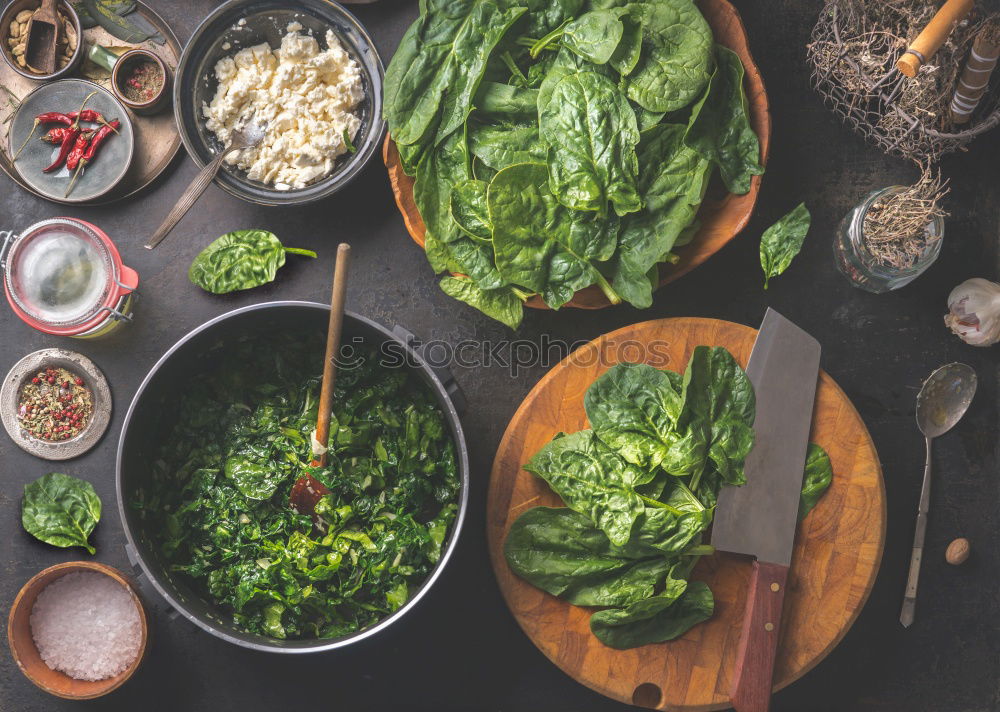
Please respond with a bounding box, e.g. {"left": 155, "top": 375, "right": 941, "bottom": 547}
{"left": 730, "top": 560, "right": 790, "bottom": 712}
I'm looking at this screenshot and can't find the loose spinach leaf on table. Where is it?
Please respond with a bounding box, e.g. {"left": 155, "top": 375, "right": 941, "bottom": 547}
{"left": 22, "top": 472, "right": 101, "bottom": 554}
{"left": 684, "top": 44, "right": 763, "bottom": 195}
{"left": 189, "top": 230, "right": 317, "bottom": 294}
{"left": 760, "top": 202, "right": 811, "bottom": 289}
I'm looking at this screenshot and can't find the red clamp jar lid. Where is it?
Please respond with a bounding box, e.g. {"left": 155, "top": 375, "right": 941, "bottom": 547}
{"left": 2, "top": 218, "right": 139, "bottom": 337}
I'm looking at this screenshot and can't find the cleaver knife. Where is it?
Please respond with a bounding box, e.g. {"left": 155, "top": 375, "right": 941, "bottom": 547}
{"left": 711, "top": 308, "right": 821, "bottom": 712}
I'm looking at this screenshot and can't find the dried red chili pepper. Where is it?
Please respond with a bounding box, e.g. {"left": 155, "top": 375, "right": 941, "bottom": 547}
{"left": 36, "top": 112, "right": 74, "bottom": 125}
{"left": 64, "top": 127, "right": 108, "bottom": 198}
{"left": 65, "top": 130, "right": 92, "bottom": 171}
{"left": 40, "top": 127, "right": 72, "bottom": 144}
{"left": 68, "top": 109, "right": 119, "bottom": 133}
{"left": 80, "top": 119, "right": 119, "bottom": 164}
{"left": 42, "top": 128, "right": 79, "bottom": 173}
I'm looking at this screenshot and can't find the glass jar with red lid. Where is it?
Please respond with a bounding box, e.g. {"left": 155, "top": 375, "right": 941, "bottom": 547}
{"left": 1, "top": 218, "right": 138, "bottom": 339}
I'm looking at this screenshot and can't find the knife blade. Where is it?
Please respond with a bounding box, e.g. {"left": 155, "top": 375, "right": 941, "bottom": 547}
{"left": 711, "top": 308, "right": 821, "bottom": 712}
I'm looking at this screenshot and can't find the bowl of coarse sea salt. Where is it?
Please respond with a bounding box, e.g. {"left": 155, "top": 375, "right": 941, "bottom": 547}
{"left": 7, "top": 561, "right": 148, "bottom": 699}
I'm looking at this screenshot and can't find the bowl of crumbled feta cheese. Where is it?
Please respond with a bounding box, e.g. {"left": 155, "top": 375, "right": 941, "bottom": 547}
{"left": 173, "top": 0, "right": 384, "bottom": 205}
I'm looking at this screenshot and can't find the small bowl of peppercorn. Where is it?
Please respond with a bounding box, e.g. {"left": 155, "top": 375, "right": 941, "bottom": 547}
{"left": 109, "top": 48, "right": 170, "bottom": 116}
{"left": 0, "top": 348, "right": 112, "bottom": 461}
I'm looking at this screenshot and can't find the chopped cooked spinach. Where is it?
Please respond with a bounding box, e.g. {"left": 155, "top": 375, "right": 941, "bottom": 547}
{"left": 383, "top": 0, "right": 762, "bottom": 326}
{"left": 138, "top": 333, "right": 460, "bottom": 640}
{"left": 505, "top": 349, "right": 833, "bottom": 649}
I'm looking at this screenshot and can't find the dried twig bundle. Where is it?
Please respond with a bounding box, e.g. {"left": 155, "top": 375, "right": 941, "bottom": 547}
{"left": 863, "top": 166, "right": 949, "bottom": 269}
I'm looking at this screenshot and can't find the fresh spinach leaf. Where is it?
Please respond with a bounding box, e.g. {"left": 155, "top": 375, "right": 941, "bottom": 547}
{"left": 505, "top": 507, "right": 674, "bottom": 606}
{"left": 22, "top": 473, "right": 101, "bottom": 554}
{"left": 610, "top": 13, "right": 643, "bottom": 76}
{"left": 561, "top": 9, "right": 626, "bottom": 65}
{"left": 383, "top": 0, "right": 524, "bottom": 149}
{"left": 449, "top": 179, "right": 492, "bottom": 242}
{"left": 684, "top": 44, "right": 762, "bottom": 195}
{"left": 469, "top": 124, "right": 547, "bottom": 171}
{"left": 523, "top": 429, "right": 651, "bottom": 546}
{"left": 540, "top": 71, "right": 642, "bottom": 217}
{"left": 760, "top": 202, "right": 811, "bottom": 289}
{"left": 800, "top": 443, "right": 833, "bottom": 521}
{"left": 474, "top": 82, "right": 539, "bottom": 119}
{"left": 439, "top": 276, "right": 525, "bottom": 329}
{"left": 189, "top": 230, "right": 317, "bottom": 294}
{"left": 489, "top": 162, "right": 618, "bottom": 307}
{"left": 625, "top": 0, "right": 714, "bottom": 113}
{"left": 590, "top": 580, "right": 713, "bottom": 648}
{"left": 611, "top": 124, "right": 710, "bottom": 308}
{"left": 584, "top": 362, "right": 683, "bottom": 469}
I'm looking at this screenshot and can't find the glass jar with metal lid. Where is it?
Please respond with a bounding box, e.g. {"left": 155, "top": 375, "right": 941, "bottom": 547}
{"left": 1, "top": 218, "right": 139, "bottom": 338}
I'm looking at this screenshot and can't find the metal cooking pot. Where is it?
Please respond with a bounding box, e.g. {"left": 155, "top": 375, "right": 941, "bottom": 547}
{"left": 116, "top": 302, "right": 469, "bottom": 653}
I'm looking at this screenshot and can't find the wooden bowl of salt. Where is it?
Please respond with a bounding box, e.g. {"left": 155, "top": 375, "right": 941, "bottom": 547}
{"left": 7, "top": 561, "right": 148, "bottom": 699}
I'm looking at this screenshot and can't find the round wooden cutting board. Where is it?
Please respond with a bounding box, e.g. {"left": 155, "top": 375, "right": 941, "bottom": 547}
{"left": 486, "top": 318, "right": 886, "bottom": 711}
{"left": 383, "top": 0, "right": 772, "bottom": 311}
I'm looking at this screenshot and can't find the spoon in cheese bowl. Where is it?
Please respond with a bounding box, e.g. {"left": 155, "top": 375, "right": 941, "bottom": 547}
{"left": 145, "top": 118, "right": 267, "bottom": 250}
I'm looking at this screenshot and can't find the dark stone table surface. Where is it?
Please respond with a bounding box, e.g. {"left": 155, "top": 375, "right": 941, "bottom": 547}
{"left": 2, "top": 1, "right": 999, "bottom": 710}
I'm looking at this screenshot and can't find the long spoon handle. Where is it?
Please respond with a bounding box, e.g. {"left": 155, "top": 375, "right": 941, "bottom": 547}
{"left": 314, "top": 243, "right": 352, "bottom": 467}
{"left": 145, "top": 149, "right": 233, "bottom": 250}
{"left": 900, "top": 435, "right": 932, "bottom": 627}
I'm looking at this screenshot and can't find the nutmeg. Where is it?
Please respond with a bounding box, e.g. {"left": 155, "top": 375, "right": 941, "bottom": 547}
{"left": 945, "top": 537, "right": 970, "bottom": 565}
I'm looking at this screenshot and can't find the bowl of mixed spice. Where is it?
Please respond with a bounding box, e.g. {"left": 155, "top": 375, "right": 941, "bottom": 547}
{"left": 1, "top": 348, "right": 111, "bottom": 460}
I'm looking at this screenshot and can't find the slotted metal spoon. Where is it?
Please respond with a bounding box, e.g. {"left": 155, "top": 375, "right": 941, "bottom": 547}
{"left": 145, "top": 119, "right": 267, "bottom": 250}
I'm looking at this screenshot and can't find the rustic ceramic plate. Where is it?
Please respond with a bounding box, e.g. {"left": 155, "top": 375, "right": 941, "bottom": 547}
{"left": 487, "top": 318, "right": 886, "bottom": 710}
{"left": 6, "top": 79, "right": 134, "bottom": 203}
{"left": 384, "top": 0, "right": 772, "bottom": 310}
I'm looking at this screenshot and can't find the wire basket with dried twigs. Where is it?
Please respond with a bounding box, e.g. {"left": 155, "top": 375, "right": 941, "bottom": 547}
{"left": 808, "top": 0, "right": 1000, "bottom": 162}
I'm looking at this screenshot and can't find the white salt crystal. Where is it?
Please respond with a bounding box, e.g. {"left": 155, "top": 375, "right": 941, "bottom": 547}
{"left": 30, "top": 571, "right": 142, "bottom": 681}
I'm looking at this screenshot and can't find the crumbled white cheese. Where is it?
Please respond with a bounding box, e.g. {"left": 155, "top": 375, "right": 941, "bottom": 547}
{"left": 202, "top": 26, "right": 364, "bottom": 190}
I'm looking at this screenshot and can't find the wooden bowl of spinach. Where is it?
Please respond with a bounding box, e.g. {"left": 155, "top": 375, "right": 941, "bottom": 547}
{"left": 115, "top": 302, "right": 468, "bottom": 652}
{"left": 383, "top": 0, "right": 770, "bottom": 328}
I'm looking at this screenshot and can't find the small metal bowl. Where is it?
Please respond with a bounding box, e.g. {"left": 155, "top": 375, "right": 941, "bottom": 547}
{"left": 111, "top": 48, "right": 171, "bottom": 116}
{"left": 0, "top": 348, "right": 112, "bottom": 461}
{"left": 7, "top": 561, "right": 148, "bottom": 700}
{"left": 173, "top": 0, "right": 385, "bottom": 206}
{"left": 0, "top": 0, "right": 83, "bottom": 81}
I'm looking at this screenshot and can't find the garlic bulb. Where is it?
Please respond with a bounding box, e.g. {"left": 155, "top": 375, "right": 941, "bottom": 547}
{"left": 945, "top": 278, "right": 1000, "bottom": 346}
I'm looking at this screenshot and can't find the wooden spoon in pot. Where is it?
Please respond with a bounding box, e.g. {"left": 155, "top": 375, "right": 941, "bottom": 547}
{"left": 24, "top": 0, "right": 61, "bottom": 75}
{"left": 289, "top": 243, "right": 350, "bottom": 517}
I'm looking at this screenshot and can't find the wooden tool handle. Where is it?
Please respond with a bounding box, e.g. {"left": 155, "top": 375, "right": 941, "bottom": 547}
{"left": 897, "top": 0, "right": 974, "bottom": 77}
{"left": 730, "top": 560, "right": 790, "bottom": 712}
{"left": 314, "top": 243, "right": 352, "bottom": 467}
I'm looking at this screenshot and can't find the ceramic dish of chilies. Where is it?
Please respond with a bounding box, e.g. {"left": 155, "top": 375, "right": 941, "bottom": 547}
{"left": 6, "top": 78, "right": 134, "bottom": 203}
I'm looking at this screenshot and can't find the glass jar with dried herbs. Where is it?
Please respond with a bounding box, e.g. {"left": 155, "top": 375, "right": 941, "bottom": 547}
{"left": 834, "top": 171, "right": 948, "bottom": 293}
